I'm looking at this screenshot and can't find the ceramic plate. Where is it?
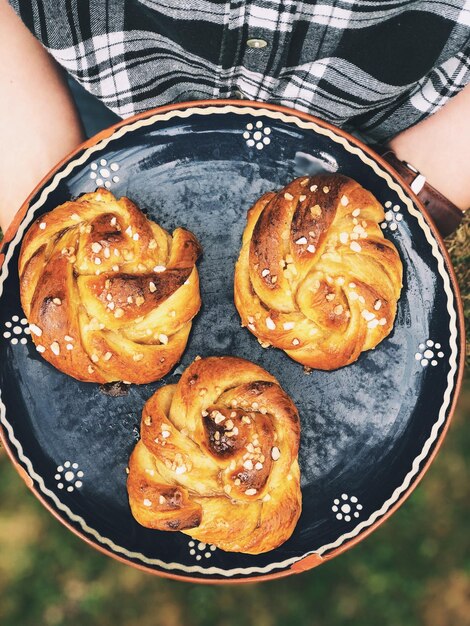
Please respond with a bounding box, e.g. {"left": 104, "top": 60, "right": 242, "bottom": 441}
{"left": 0, "top": 101, "right": 464, "bottom": 583}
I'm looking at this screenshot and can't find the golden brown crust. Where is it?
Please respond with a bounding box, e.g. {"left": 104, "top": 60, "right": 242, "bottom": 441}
{"left": 19, "top": 189, "right": 202, "bottom": 383}
{"left": 127, "top": 356, "right": 302, "bottom": 554}
{"left": 234, "top": 174, "right": 403, "bottom": 370}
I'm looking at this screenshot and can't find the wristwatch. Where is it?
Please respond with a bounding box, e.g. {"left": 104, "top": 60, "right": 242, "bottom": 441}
{"left": 372, "top": 146, "right": 464, "bottom": 237}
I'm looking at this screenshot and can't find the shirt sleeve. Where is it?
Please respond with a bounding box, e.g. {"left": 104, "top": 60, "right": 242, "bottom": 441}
{"left": 353, "top": 45, "right": 470, "bottom": 143}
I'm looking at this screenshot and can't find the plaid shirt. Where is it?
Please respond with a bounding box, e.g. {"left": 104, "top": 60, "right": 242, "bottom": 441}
{"left": 9, "top": 0, "right": 470, "bottom": 142}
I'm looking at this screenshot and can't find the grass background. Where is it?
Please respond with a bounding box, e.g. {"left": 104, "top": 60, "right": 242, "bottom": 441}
{"left": 0, "top": 84, "right": 468, "bottom": 625}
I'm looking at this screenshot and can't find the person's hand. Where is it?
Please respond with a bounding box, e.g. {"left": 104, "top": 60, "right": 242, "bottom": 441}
{"left": 388, "top": 82, "right": 470, "bottom": 214}
{"left": 0, "top": 0, "right": 84, "bottom": 234}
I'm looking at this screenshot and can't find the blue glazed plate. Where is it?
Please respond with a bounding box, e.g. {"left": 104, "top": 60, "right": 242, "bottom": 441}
{"left": 0, "top": 101, "right": 464, "bottom": 583}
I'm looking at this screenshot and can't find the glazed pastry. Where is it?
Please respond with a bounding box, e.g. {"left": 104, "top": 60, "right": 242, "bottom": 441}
{"left": 127, "top": 356, "right": 301, "bottom": 554}
{"left": 234, "top": 174, "right": 403, "bottom": 370}
{"left": 19, "top": 189, "right": 201, "bottom": 384}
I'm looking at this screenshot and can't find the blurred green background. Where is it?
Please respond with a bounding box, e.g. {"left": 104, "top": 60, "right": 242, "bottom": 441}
{"left": 0, "top": 83, "right": 468, "bottom": 626}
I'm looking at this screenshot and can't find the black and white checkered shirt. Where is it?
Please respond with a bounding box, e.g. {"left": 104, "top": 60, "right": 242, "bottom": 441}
{"left": 9, "top": 0, "right": 470, "bottom": 142}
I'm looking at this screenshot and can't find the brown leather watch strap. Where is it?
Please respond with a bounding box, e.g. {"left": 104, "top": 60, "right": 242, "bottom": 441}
{"left": 372, "top": 146, "right": 464, "bottom": 237}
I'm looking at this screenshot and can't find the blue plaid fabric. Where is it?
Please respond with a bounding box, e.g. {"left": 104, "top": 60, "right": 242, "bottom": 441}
{"left": 10, "top": 0, "right": 470, "bottom": 141}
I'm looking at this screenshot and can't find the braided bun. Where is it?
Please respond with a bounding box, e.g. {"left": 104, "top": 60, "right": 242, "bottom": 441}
{"left": 19, "top": 189, "right": 201, "bottom": 384}
{"left": 234, "top": 174, "right": 403, "bottom": 370}
{"left": 127, "top": 356, "right": 301, "bottom": 554}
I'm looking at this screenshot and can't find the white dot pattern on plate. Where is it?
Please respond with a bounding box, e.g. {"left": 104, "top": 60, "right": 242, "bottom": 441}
{"left": 380, "top": 201, "right": 402, "bottom": 231}
{"left": 332, "top": 493, "right": 362, "bottom": 522}
{"left": 415, "top": 339, "right": 444, "bottom": 367}
{"left": 55, "top": 461, "right": 84, "bottom": 492}
{"left": 2, "top": 315, "right": 30, "bottom": 344}
{"left": 89, "top": 158, "right": 120, "bottom": 188}
{"left": 243, "top": 121, "right": 271, "bottom": 150}
{"left": 188, "top": 539, "right": 217, "bottom": 560}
